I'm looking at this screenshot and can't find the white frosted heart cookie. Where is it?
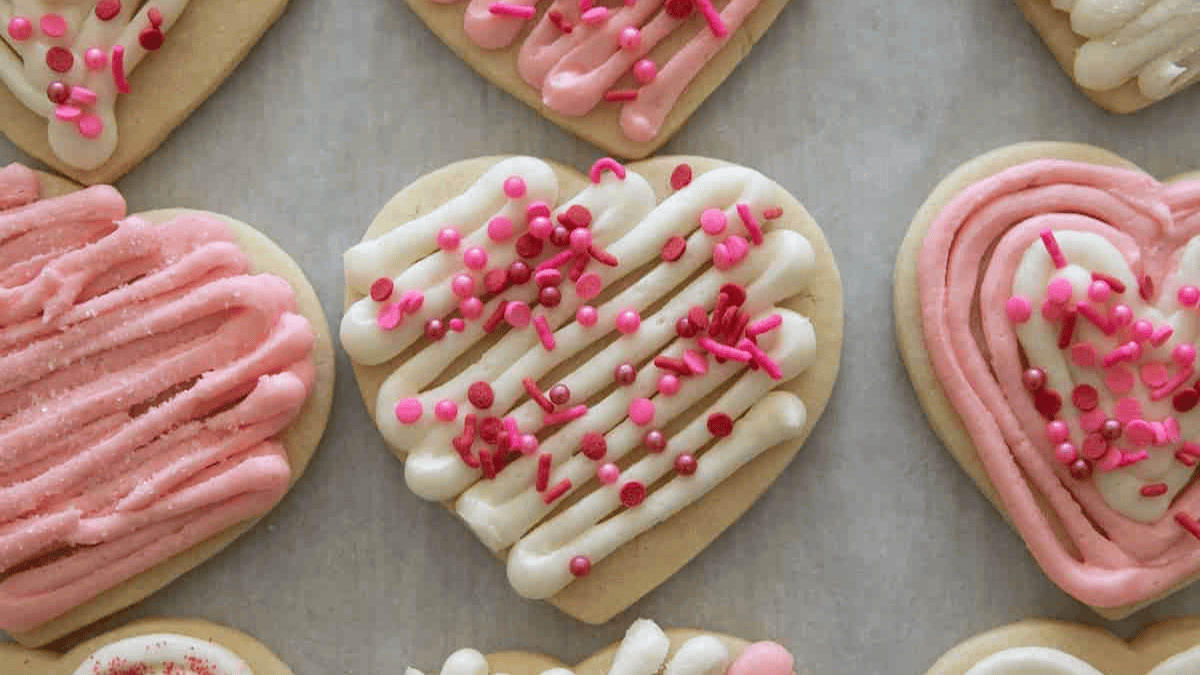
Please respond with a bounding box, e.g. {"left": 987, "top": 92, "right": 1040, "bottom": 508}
{"left": 341, "top": 155, "right": 842, "bottom": 623}
{"left": 1014, "top": 0, "right": 1200, "bottom": 112}
{"left": 925, "top": 618, "right": 1200, "bottom": 675}
{"left": 895, "top": 142, "right": 1200, "bottom": 618}
{"left": 409, "top": 618, "right": 795, "bottom": 675}
{"left": 406, "top": 0, "right": 790, "bottom": 159}
{"left": 0, "top": 164, "right": 335, "bottom": 646}
{"left": 0, "top": 618, "right": 294, "bottom": 675}
{"left": 0, "top": 0, "right": 289, "bottom": 184}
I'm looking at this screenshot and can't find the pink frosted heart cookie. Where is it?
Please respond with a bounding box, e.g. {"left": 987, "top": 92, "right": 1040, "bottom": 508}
{"left": 0, "top": 164, "right": 334, "bottom": 646}
{"left": 342, "top": 156, "right": 842, "bottom": 623}
{"left": 406, "top": 0, "right": 791, "bottom": 158}
{"left": 896, "top": 142, "right": 1200, "bottom": 618}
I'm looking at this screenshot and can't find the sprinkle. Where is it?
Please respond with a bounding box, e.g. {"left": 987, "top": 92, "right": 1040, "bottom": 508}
{"left": 1178, "top": 450, "right": 1198, "bottom": 467}
{"left": 1151, "top": 325, "right": 1175, "bottom": 347}
{"left": 1056, "top": 312, "right": 1077, "bottom": 349}
{"left": 577, "top": 305, "right": 598, "bottom": 327}
{"left": 1177, "top": 513, "right": 1200, "bottom": 540}
{"left": 620, "top": 481, "right": 647, "bottom": 507}
{"left": 1151, "top": 366, "right": 1195, "bottom": 401}
{"left": 655, "top": 356, "right": 691, "bottom": 376}
{"left": 1071, "top": 385, "right": 1099, "bottom": 411}
{"left": 534, "top": 315, "right": 556, "bottom": 350}
{"left": 539, "top": 286, "right": 563, "bottom": 307}
{"left": 1069, "top": 459, "right": 1092, "bottom": 480}
{"left": 1033, "top": 388, "right": 1063, "bottom": 420}
{"left": 503, "top": 417, "right": 520, "bottom": 441}
{"left": 674, "top": 454, "right": 698, "bottom": 476}
{"left": 633, "top": 59, "right": 657, "bottom": 84}
{"left": 1087, "top": 279, "right": 1111, "bottom": 302}
{"left": 581, "top": 6, "right": 609, "bottom": 23}
{"left": 54, "top": 105, "right": 81, "bottom": 122}
{"left": 589, "top": 158, "right": 627, "bottom": 183}
{"left": 463, "top": 247, "right": 488, "bottom": 270}
{"left": 688, "top": 306, "right": 710, "bottom": 331}
{"left": 698, "top": 337, "right": 751, "bottom": 362}
{"left": 1110, "top": 304, "right": 1133, "bottom": 327}
{"left": 1070, "top": 344, "right": 1096, "bottom": 367}
{"left": 523, "top": 378, "right": 555, "bottom": 413}
{"left": 661, "top": 236, "right": 688, "bottom": 262}
{"left": 478, "top": 416, "right": 503, "bottom": 445}
{"left": 616, "top": 309, "right": 641, "bottom": 334}
{"left": 68, "top": 86, "right": 98, "bottom": 105}
{"left": 571, "top": 231, "right": 593, "bottom": 255}
{"left": 1131, "top": 320, "right": 1154, "bottom": 342}
{"left": 452, "top": 274, "right": 475, "bottom": 299}
{"left": 682, "top": 350, "right": 708, "bottom": 375}
{"left": 629, "top": 398, "right": 655, "bottom": 425}
{"left": 1180, "top": 286, "right": 1200, "bottom": 307}
{"left": 395, "top": 398, "right": 423, "bottom": 424}
{"left": 40, "top": 13, "right": 66, "bottom": 37}
{"left": 45, "top": 46, "right": 74, "bottom": 73}
{"left": 580, "top": 432, "right": 607, "bottom": 460}
{"left": 95, "top": 0, "right": 121, "bottom": 20}
{"left": 449, "top": 318, "right": 466, "bottom": 332}
{"left": 1006, "top": 296, "right": 1032, "bottom": 323}
{"left": 588, "top": 244, "right": 619, "bottom": 267}
{"left": 548, "top": 10, "right": 574, "bottom": 33}
{"left": 1022, "top": 368, "right": 1046, "bottom": 391}
{"left": 1046, "top": 278, "right": 1073, "bottom": 305}
{"left": 1105, "top": 366, "right": 1134, "bottom": 395}
{"left": 377, "top": 303, "right": 404, "bottom": 330}
{"left": 644, "top": 430, "right": 667, "bottom": 452}
{"left": 7, "top": 17, "right": 32, "bottom": 40}
{"left": 747, "top": 314, "right": 782, "bottom": 337}
{"left": 487, "top": 216, "right": 515, "bottom": 243}
{"left": 77, "top": 114, "right": 103, "bottom": 139}
{"left": 479, "top": 449, "right": 497, "bottom": 479}
{"left": 1182, "top": 442, "right": 1200, "bottom": 458}
{"left": 536, "top": 453, "right": 551, "bottom": 491}
{"left": 1081, "top": 433, "right": 1108, "bottom": 460}
{"left": 489, "top": 2, "right": 536, "bottom": 17}
{"left": 435, "top": 400, "right": 458, "bottom": 421}
{"left": 544, "top": 404, "right": 588, "bottom": 427}
{"left": 598, "top": 463, "right": 620, "bottom": 484}
{"left": 1140, "top": 275, "right": 1155, "bottom": 301}
{"left": 516, "top": 233, "right": 545, "bottom": 258}
{"left": 505, "top": 301, "right": 532, "bottom": 327}
{"left": 1141, "top": 362, "right": 1170, "bottom": 388}
{"left": 468, "top": 381, "right": 495, "bottom": 410}
{"left": 1102, "top": 341, "right": 1140, "bottom": 367}
{"left": 520, "top": 434, "right": 539, "bottom": 454}
{"left": 700, "top": 208, "right": 727, "bottom": 235}
{"left": 1173, "top": 389, "right": 1199, "bottom": 413}
{"left": 425, "top": 319, "right": 447, "bottom": 341}
{"left": 46, "top": 81, "right": 69, "bottom": 103}
{"left": 676, "top": 317, "right": 698, "bottom": 338}
{"left": 568, "top": 252, "right": 589, "bottom": 281}
{"left": 576, "top": 273, "right": 603, "bottom": 300}
{"left": 693, "top": 0, "right": 728, "bottom": 36}
{"left": 569, "top": 556, "right": 592, "bottom": 577}
{"left": 503, "top": 175, "right": 527, "bottom": 199}
{"left": 670, "top": 164, "right": 693, "bottom": 189}
{"left": 763, "top": 206, "right": 784, "bottom": 220}
{"left": 658, "top": 374, "right": 681, "bottom": 395}
{"left": 559, "top": 204, "right": 593, "bottom": 229}
{"left": 483, "top": 300, "right": 510, "bottom": 333}
{"left": 1040, "top": 229, "right": 1067, "bottom": 269}
{"left": 400, "top": 290, "right": 424, "bottom": 314}
{"left": 1125, "top": 420, "right": 1155, "bottom": 447}
{"left": 707, "top": 413, "right": 734, "bottom": 437}
{"left": 1075, "top": 302, "right": 1113, "bottom": 335}
{"left": 1115, "top": 450, "right": 1150, "bottom": 468}
{"left": 720, "top": 283, "right": 747, "bottom": 307}
{"left": 614, "top": 362, "right": 637, "bottom": 385}
{"left": 537, "top": 249, "right": 575, "bottom": 272}
{"left": 739, "top": 339, "right": 783, "bottom": 379}
{"left": 1174, "top": 344, "right": 1197, "bottom": 366}
{"left": 370, "top": 277, "right": 394, "bottom": 302}
{"left": 735, "top": 203, "right": 764, "bottom": 245}
{"left": 112, "top": 45, "right": 131, "bottom": 93}
{"left": 543, "top": 478, "right": 572, "bottom": 504}
{"left": 1091, "top": 272, "right": 1126, "bottom": 294}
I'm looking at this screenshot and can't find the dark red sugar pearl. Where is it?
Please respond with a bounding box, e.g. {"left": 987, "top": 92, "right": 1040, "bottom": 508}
{"left": 478, "top": 417, "right": 503, "bottom": 444}
{"left": 569, "top": 555, "right": 592, "bottom": 577}
{"left": 1174, "top": 389, "right": 1199, "bottom": 413}
{"left": 620, "top": 481, "right": 646, "bottom": 507}
{"left": 550, "top": 226, "right": 571, "bottom": 247}
{"left": 1071, "top": 385, "right": 1098, "bottom": 412}
{"left": 580, "top": 432, "right": 607, "bottom": 460}
{"left": 468, "top": 381, "right": 495, "bottom": 410}
{"left": 515, "top": 234, "right": 543, "bottom": 259}
{"left": 614, "top": 363, "right": 636, "bottom": 386}
{"left": 661, "top": 236, "right": 687, "bottom": 262}
{"left": 676, "top": 316, "right": 698, "bottom": 338}
{"left": 707, "top": 413, "right": 733, "bottom": 437}
{"left": 424, "top": 319, "right": 447, "bottom": 341}
{"left": 1100, "top": 419, "right": 1123, "bottom": 441}
{"left": 46, "top": 81, "right": 69, "bottom": 104}
{"left": 508, "top": 261, "right": 532, "bottom": 285}
{"left": 1069, "top": 458, "right": 1093, "bottom": 480}
{"left": 1022, "top": 368, "right": 1046, "bottom": 391}
{"left": 643, "top": 430, "right": 666, "bottom": 453}
{"left": 1033, "top": 388, "right": 1062, "bottom": 421}
{"left": 548, "top": 384, "right": 571, "bottom": 405}
{"left": 539, "top": 286, "right": 562, "bottom": 308}
{"left": 674, "top": 454, "right": 698, "bottom": 476}
{"left": 670, "top": 163, "right": 693, "bottom": 190}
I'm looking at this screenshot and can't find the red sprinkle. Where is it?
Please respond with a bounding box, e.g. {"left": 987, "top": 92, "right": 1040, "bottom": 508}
{"left": 1056, "top": 311, "right": 1077, "bottom": 349}
{"left": 687, "top": 306, "right": 709, "bottom": 331}
{"left": 536, "top": 453, "right": 552, "bottom": 491}
{"left": 568, "top": 252, "right": 589, "bottom": 281}
{"left": 508, "top": 261, "right": 533, "bottom": 285}
{"left": 569, "top": 555, "right": 592, "bottom": 577}
{"left": 762, "top": 206, "right": 784, "bottom": 220}
{"left": 1141, "top": 483, "right": 1168, "bottom": 497}
{"left": 369, "top": 277, "right": 394, "bottom": 302}
{"left": 543, "top": 478, "right": 572, "bottom": 504}
{"left": 1071, "top": 384, "right": 1098, "bottom": 411}
{"left": 479, "top": 416, "right": 503, "bottom": 444}
{"left": 1091, "top": 272, "right": 1126, "bottom": 294}
{"left": 665, "top": 0, "right": 693, "bottom": 19}
{"left": 655, "top": 356, "right": 691, "bottom": 376}
{"left": 523, "top": 377, "right": 555, "bottom": 413}
{"left": 45, "top": 47, "right": 74, "bottom": 73}
{"left": 707, "top": 413, "right": 734, "bottom": 437}
{"left": 620, "top": 481, "right": 647, "bottom": 507}
{"left": 96, "top": 0, "right": 122, "bottom": 20}
{"left": 1033, "top": 388, "right": 1063, "bottom": 420}
{"left": 548, "top": 10, "right": 574, "bottom": 33}
{"left": 674, "top": 454, "right": 698, "bottom": 475}
{"left": 661, "top": 236, "right": 688, "bottom": 262}
{"left": 139, "top": 26, "right": 165, "bottom": 51}
{"left": 670, "top": 163, "right": 693, "bottom": 190}
{"left": 588, "top": 244, "right": 619, "bottom": 267}
{"left": 603, "top": 90, "right": 638, "bottom": 102}
{"left": 534, "top": 315, "right": 556, "bottom": 351}
{"left": 1174, "top": 389, "right": 1199, "bottom": 413}
{"left": 537, "top": 249, "right": 575, "bottom": 272}
{"left": 544, "top": 404, "right": 588, "bottom": 427}
{"left": 484, "top": 269, "right": 509, "bottom": 294}
{"left": 483, "top": 301, "right": 510, "bottom": 333}
{"left": 468, "top": 381, "right": 495, "bottom": 410}
{"left": 558, "top": 204, "right": 593, "bottom": 229}
{"left": 719, "top": 283, "right": 747, "bottom": 307}
{"left": 735, "top": 203, "right": 764, "bottom": 245}
{"left": 1177, "top": 512, "right": 1200, "bottom": 540}
{"left": 580, "top": 432, "right": 607, "bottom": 460}
{"left": 676, "top": 317, "right": 698, "bottom": 338}
{"left": 479, "top": 449, "right": 497, "bottom": 479}
{"left": 1040, "top": 229, "right": 1068, "bottom": 269}
{"left": 1140, "top": 274, "right": 1155, "bottom": 301}
{"left": 515, "top": 233, "right": 544, "bottom": 259}
{"left": 1178, "top": 449, "right": 1199, "bottom": 467}
{"left": 1076, "top": 302, "right": 1114, "bottom": 335}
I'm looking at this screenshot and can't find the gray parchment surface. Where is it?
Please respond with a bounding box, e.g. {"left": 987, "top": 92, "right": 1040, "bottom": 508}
{"left": 3, "top": 1, "right": 1200, "bottom": 673}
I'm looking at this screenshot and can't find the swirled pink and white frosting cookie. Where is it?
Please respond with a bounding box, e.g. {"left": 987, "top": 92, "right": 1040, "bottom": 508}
{"left": 1014, "top": 0, "right": 1200, "bottom": 112}
{"left": 896, "top": 142, "right": 1200, "bottom": 618}
{"left": 0, "top": 618, "right": 295, "bottom": 675}
{"left": 0, "top": 1, "right": 290, "bottom": 184}
{"left": 408, "top": 619, "right": 794, "bottom": 675}
{"left": 406, "top": 0, "right": 790, "bottom": 158}
{"left": 0, "top": 164, "right": 334, "bottom": 646}
{"left": 341, "top": 156, "right": 842, "bottom": 624}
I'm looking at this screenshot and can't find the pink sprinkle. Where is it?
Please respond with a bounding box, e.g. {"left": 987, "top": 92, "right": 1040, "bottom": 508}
{"left": 534, "top": 315, "right": 555, "bottom": 350}
{"left": 616, "top": 309, "right": 641, "bottom": 334}
{"left": 1080, "top": 409, "right": 1107, "bottom": 432}
{"left": 544, "top": 404, "right": 588, "bottom": 427}
{"left": 575, "top": 273, "right": 603, "bottom": 300}
{"left": 534, "top": 269, "right": 562, "bottom": 287}
{"left": 1152, "top": 421, "right": 1168, "bottom": 445}
{"left": 747, "top": 314, "right": 782, "bottom": 336}
{"left": 460, "top": 297, "right": 484, "bottom": 319}
{"left": 569, "top": 227, "right": 592, "bottom": 252}
{"left": 633, "top": 59, "right": 657, "bottom": 84}
{"left": 1047, "top": 278, "right": 1073, "bottom": 305}
{"left": 1183, "top": 442, "right": 1200, "bottom": 458}
{"left": 700, "top": 208, "right": 727, "bottom": 235}
{"left": 1102, "top": 341, "right": 1139, "bottom": 367}
{"left": 7, "top": 17, "right": 32, "bottom": 40}
{"left": 451, "top": 274, "right": 475, "bottom": 299}
{"left": 1126, "top": 420, "right": 1154, "bottom": 447}
{"left": 400, "top": 290, "right": 424, "bottom": 314}
{"left": 520, "top": 434, "right": 539, "bottom": 454}
{"left": 1041, "top": 300, "right": 1065, "bottom": 322}
{"left": 505, "top": 301, "right": 532, "bottom": 327}
{"left": 536, "top": 453, "right": 551, "bottom": 491}
{"left": 1175, "top": 344, "right": 1197, "bottom": 366}
{"left": 1046, "top": 420, "right": 1069, "bottom": 443}
{"left": 1105, "top": 366, "right": 1135, "bottom": 395}
{"left": 577, "top": 305, "right": 598, "bottom": 326}
{"left": 1076, "top": 302, "right": 1113, "bottom": 334}
{"left": 84, "top": 48, "right": 108, "bottom": 70}
{"left": 463, "top": 247, "right": 488, "bottom": 270}
{"left": 724, "top": 235, "right": 750, "bottom": 262}
{"left": 111, "top": 45, "right": 130, "bottom": 93}
{"left": 1141, "top": 483, "right": 1169, "bottom": 498}
{"left": 503, "top": 416, "right": 520, "bottom": 440}
{"left": 597, "top": 463, "right": 620, "bottom": 484}
{"left": 1110, "top": 304, "right": 1133, "bottom": 327}
{"left": 77, "top": 114, "right": 103, "bottom": 139}
{"left": 1141, "top": 362, "right": 1170, "bottom": 387}
{"left": 629, "top": 398, "right": 655, "bottom": 425}
{"left": 1087, "top": 280, "right": 1111, "bottom": 302}
{"left": 735, "top": 203, "right": 764, "bottom": 245}
{"left": 693, "top": 0, "right": 728, "bottom": 36}
{"left": 1116, "top": 450, "right": 1150, "bottom": 468}
{"left": 395, "top": 398, "right": 423, "bottom": 423}
{"left": 581, "top": 6, "right": 609, "bottom": 23}
{"left": 698, "top": 336, "right": 752, "bottom": 362}
{"left": 658, "top": 374, "right": 680, "bottom": 396}
{"left": 543, "top": 478, "right": 572, "bottom": 504}
{"left": 617, "top": 25, "right": 641, "bottom": 49}
{"left": 1151, "top": 365, "right": 1195, "bottom": 401}
{"left": 370, "top": 277, "right": 394, "bottom": 302}
{"left": 1151, "top": 325, "right": 1175, "bottom": 347}
{"left": 1180, "top": 286, "right": 1200, "bottom": 307}
{"left": 1006, "top": 296, "right": 1032, "bottom": 323}
{"left": 54, "top": 105, "right": 82, "bottom": 121}
{"left": 437, "top": 227, "right": 462, "bottom": 250}
{"left": 603, "top": 90, "right": 638, "bottom": 102}
{"left": 1070, "top": 343, "right": 1096, "bottom": 367}
{"left": 712, "top": 243, "right": 733, "bottom": 270}
{"left": 1114, "top": 397, "right": 1142, "bottom": 424}
{"left": 40, "top": 13, "right": 66, "bottom": 37}
{"left": 377, "top": 303, "right": 404, "bottom": 330}
{"left": 435, "top": 400, "right": 459, "bottom": 421}
{"left": 682, "top": 350, "right": 708, "bottom": 374}
{"left": 589, "top": 158, "right": 627, "bottom": 183}
{"left": 1054, "top": 443, "right": 1078, "bottom": 464}
{"left": 68, "top": 86, "right": 98, "bottom": 105}
{"left": 1040, "top": 229, "right": 1068, "bottom": 269}
{"left": 1131, "top": 320, "right": 1154, "bottom": 342}
{"left": 449, "top": 318, "right": 466, "bottom": 332}
{"left": 503, "top": 175, "right": 527, "bottom": 198}
{"left": 740, "top": 339, "right": 783, "bottom": 379}
{"left": 487, "top": 216, "right": 515, "bottom": 242}
{"left": 537, "top": 249, "right": 575, "bottom": 272}
{"left": 1166, "top": 417, "right": 1182, "bottom": 442}
{"left": 489, "top": 2, "right": 536, "bottom": 17}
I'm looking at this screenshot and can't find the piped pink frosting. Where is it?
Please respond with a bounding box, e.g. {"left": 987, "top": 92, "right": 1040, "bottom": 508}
{"left": 0, "top": 164, "right": 316, "bottom": 632}
{"left": 918, "top": 159, "right": 1200, "bottom": 609}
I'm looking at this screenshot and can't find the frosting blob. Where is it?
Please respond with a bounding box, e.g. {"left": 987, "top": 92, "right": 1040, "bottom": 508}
{"left": 962, "top": 646, "right": 1200, "bottom": 675}
{"left": 72, "top": 634, "right": 255, "bottom": 675}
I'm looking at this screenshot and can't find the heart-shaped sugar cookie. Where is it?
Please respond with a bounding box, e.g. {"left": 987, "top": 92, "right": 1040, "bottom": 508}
{"left": 408, "top": 618, "right": 795, "bottom": 675}
{"left": 342, "top": 156, "right": 842, "bottom": 623}
{"left": 925, "top": 618, "right": 1200, "bottom": 675}
{"left": 896, "top": 142, "right": 1200, "bottom": 619}
{"left": 0, "top": 618, "right": 294, "bottom": 674}
{"left": 1013, "top": 0, "right": 1200, "bottom": 113}
{"left": 0, "top": 165, "right": 335, "bottom": 646}
{"left": 405, "top": 0, "right": 790, "bottom": 159}
{"left": 0, "top": 0, "right": 289, "bottom": 185}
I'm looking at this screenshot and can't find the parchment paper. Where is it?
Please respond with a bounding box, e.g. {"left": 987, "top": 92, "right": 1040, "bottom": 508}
{"left": 2, "top": 0, "right": 1199, "bottom": 673}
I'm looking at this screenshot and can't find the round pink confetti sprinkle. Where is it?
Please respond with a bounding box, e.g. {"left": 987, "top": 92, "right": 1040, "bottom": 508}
{"left": 484, "top": 268, "right": 508, "bottom": 293}
{"left": 618, "top": 25, "right": 641, "bottom": 49}
{"left": 83, "top": 47, "right": 107, "bottom": 70}
{"left": 370, "top": 277, "right": 394, "bottom": 302}
{"left": 460, "top": 297, "right": 484, "bottom": 319}
{"left": 1041, "top": 300, "right": 1065, "bottom": 321}
{"left": 503, "top": 175, "right": 527, "bottom": 198}
{"left": 569, "top": 227, "right": 592, "bottom": 252}
{"left": 633, "top": 58, "right": 657, "bottom": 84}
{"left": 40, "top": 13, "right": 67, "bottom": 37}
{"left": 504, "top": 301, "right": 532, "bottom": 327}
{"left": 576, "top": 273, "right": 602, "bottom": 300}
{"left": 658, "top": 374, "right": 680, "bottom": 396}
{"left": 1114, "top": 397, "right": 1142, "bottom": 424}
{"left": 7, "top": 17, "right": 32, "bottom": 40}
{"left": 529, "top": 215, "right": 553, "bottom": 239}
{"left": 487, "top": 216, "right": 514, "bottom": 242}
{"left": 629, "top": 398, "right": 655, "bottom": 425}
{"left": 1070, "top": 343, "right": 1096, "bottom": 367}
{"left": 1087, "top": 280, "right": 1111, "bottom": 302}
{"left": 1105, "top": 365, "right": 1135, "bottom": 394}
{"left": 437, "top": 227, "right": 461, "bottom": 250}
{"left": 616, "top": 309, "right": 641, "bottom": 334}
{"left": 1141, "top": 362, "right": 1170, "bottom": 387}
{"left": 1126, "top": 420, "right": 1155, "bottom": 447}
{"left": 577, "top": 305, "right": 598, "bottom": 326}
{"left": 712, "top": 243, "right": 733, "bottom": 270}
{"left": 463, "top": 247, "right": 488, "bottom": 270}
{"left": 1179, "top": 285, "right": 1200, "bottom": 307}
{"left": 1046, "top": 277, "right": 1073, "bottom": 304}
{"left": 451, "top": 274, "right": 475, "bottom": 298}
{"left": 1046, "top": 420, "right": 1069, "bottom": 444}
{"left": 95, "top": 0, "right": 121, "bottom": 20}
{"left": 1006, "top": 296, "right": 1032, "bottom": 323}
{"left": 78, "top": 113, "right": 103, "bottom": 138}
{"left": 1055, "top": 442, "right": 1078, "bottom": 464}
{"left": 395, "top": 398, "right": 423, "bottom": 424}
{"left": 1079, "top": 409, "right": 1107, "bottom": 432}
{"left": 435, "top": 400, "right": 458, "bottom": 421}
{"left": 1131, "top": 320, "right": 1154, "bottom": 342}
{"left": 700, "top": 208, "right": 727, "bottom": 235}
{"left": 400, "top": 290, "right": 424, "bottom": 314}
{"left": 1175, "top": 343, "right": 1197, "bottom": 366}
{"left": 1081, "top": 433, "right": 1108, "bottom": 460}
{"left": 597, "top": 463, "right": 620, "bottom": 484}
{"left": 1110, "top": 304, "right": 1133, "bottom": 327}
